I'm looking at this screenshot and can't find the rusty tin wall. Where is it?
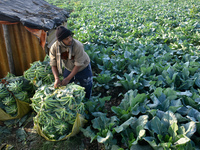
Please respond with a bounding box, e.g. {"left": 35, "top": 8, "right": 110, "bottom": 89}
{"left": 0, "top": 23, "right": 46, "bottom": 78}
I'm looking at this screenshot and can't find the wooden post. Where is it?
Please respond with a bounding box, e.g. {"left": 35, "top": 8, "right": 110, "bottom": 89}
{"left": 45, "top": 42, "right": 49, "bottom": 55}
{"left": 2, "top": 24, "right": 15, "bottom": 75}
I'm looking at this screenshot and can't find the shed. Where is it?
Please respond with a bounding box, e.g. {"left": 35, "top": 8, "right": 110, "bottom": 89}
{"left": 0, "top": 0, "right": 69, "bottom": 78}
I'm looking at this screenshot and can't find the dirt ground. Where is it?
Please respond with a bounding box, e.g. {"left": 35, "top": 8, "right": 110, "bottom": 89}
{"left": 1, "top": 118, "right": 101, "bottom": 150}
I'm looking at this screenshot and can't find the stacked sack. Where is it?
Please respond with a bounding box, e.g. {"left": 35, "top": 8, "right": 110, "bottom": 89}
{"left": 0, "top": 74, "right": 35, "bottom": 120}
{"left": 31, "top": 83, "right": 87, "bottom": 141}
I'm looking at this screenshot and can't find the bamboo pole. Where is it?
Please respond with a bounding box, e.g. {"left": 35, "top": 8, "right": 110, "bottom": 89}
{"left": 2, "top": 24, "right": 15, "bottom": 74}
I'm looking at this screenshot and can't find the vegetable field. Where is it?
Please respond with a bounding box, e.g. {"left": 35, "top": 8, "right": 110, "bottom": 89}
{"left": 1, "top": 0, "right": 200, "bottom": 149}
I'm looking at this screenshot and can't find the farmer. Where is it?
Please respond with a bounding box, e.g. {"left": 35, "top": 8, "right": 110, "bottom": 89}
{"left": 49, "top": 26, "right": 93, "bottom": 99}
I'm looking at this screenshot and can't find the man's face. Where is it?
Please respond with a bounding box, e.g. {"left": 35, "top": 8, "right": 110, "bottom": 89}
{"left": 62, "top": 35, "right": 73, "bottom": 46}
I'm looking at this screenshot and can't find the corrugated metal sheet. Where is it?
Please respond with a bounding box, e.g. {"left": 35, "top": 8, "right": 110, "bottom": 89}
{"left": 0, "top": 25, "right": 9, "bottom": 78}
{"left": 0, "top": 23, "right": 46, "bottom": 78}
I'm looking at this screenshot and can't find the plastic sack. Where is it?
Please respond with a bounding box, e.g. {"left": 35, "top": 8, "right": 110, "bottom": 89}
{"left": 34, "top": 113, "right": 87, "bottom": 141}
{"left": 0, "top": 98, "right": 31, "bottom": 121}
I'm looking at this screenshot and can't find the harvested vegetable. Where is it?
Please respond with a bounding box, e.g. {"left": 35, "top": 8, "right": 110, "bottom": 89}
{"left": 0, "top": 74, "right": 35, "bottom": 118}
{"left": 31, "top": 83, "right": 86, "bottom": 140}
{"left": 24, "top": 55, "right": 55, "bottom": 87}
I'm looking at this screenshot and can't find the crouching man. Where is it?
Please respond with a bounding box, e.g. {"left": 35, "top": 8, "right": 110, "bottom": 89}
{"left": 49, "top": 26, "right": 93, "bottom": 99}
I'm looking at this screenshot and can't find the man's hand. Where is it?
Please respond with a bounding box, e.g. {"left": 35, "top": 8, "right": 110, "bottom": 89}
{"left": 62, "top": 65, "right": 81, "bottom": 86}
{"left": 61, "top": 77, "right": 70, "bottom": 86}
{"left": 54, "top": 78, "right": 61, "bottom": 88}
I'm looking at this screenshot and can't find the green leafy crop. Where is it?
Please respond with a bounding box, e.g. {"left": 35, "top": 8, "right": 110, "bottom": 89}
{"left": 0, "top": 74, "right": 35, "bottom": 117}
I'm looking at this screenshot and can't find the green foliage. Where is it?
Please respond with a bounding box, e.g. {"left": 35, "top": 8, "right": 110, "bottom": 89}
{"left": 81, "top": 112, "right": 118, "bottom": 149}
{"left": 84, "top": 95, "right": 111, "bottom": 115}
{"left": 93, "top": 71, "right": 115, "bottom": 89}
{"left": 2, "top": 95, "right": 15, "bottom": 106}
{"left": 0, "top": 83, "right": 10, "bottom": 99}
{"left": 144, "top": 111, "right": 196, "bottom": 149}
{"left": 4, "top": 104, "right": 18, "bottom": 116}
{"left": 66, "top": 1, "right": 200, "bottom": 145}
{"left": 0, "top": 126, "right": 11, "bottom": 143}
{"left": 111, "top": 90, "right": 148, "bottom": 120}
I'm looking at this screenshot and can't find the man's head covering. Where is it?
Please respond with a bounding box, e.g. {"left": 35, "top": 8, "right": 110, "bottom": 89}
{"left": 56, "top": 26, "right": 73, "bottom": 41}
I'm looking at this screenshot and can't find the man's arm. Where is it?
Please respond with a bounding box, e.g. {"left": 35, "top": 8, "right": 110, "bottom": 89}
{"left": 62, "top": 65, "right": 81, "bottom": 86}
{"left": 52, "top": 66, "right": 61, "bottom": 88}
